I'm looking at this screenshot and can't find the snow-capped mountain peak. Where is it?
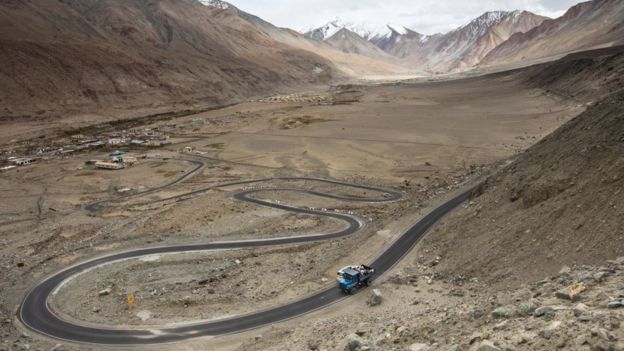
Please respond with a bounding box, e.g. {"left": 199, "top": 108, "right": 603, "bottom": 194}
{"left": 304, "top": 18, "right": 346, "bottom": 41}
{"left": 304, "top": 19, "right": 415, "bottom": 42}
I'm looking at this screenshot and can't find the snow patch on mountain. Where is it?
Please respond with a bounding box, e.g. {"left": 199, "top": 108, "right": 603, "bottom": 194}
{"left": 198, "top": 0, "right": 229, "bottom": 9}
{"left": 387, "top": 24, "right": 408, "bottom": 36}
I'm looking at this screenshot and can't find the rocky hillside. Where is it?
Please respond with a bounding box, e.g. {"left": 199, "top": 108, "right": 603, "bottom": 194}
{"left": 238, "top": 258, "right": 624, "bottom": 351}
{"left": 482, "top": 0, "right": 624, "bottom": 67}
{"left": 0, "top": 0, "right": 334, "bottom": 127}
{"left": 520, "top": 46, "right": 624, "bottom": 102}
{"left": 420, "top": 46, "right": 624, "bottom": 287}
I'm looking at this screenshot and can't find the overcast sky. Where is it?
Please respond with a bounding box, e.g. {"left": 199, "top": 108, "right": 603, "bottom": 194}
{"left": 226, "top": 0, "right": 581, "bottom": 34}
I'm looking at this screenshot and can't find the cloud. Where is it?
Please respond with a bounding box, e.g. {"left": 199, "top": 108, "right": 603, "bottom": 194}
{"left": 226, "top": 0, "right": 581, "bottom": 34}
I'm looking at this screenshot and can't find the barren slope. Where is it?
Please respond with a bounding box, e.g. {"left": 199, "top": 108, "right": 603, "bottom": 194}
{"left": 483, "top": 0, "right": 624, "bottom": 68}
{"left": 421, "top": 47, "right": 624, "bottom": 286}
{"left": 0, "top": 0, "right": 334, "bottom": 140}
{"left": 392, "top": 11, "right": 547, "bottom": 73}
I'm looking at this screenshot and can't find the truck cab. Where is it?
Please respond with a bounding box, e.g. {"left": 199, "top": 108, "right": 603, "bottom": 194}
{"left": 337, "top": 265, "right": 375, "bottom": 294}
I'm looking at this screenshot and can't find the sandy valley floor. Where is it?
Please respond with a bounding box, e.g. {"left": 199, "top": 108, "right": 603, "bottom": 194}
{"left": 0, "top": 73, "right": 584, "bottom": 350}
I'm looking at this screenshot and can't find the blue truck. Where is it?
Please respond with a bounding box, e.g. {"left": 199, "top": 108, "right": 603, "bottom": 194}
{"left": 336, "top": 265, "right": 375, "bottom": 294}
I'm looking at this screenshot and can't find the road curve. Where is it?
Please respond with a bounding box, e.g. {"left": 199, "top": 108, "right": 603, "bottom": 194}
{"left": 19, "top": 178, "right": 471, "bottom": 345}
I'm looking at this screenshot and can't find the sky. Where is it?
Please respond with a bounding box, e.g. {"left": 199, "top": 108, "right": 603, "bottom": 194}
{"left": 225, "top": 0, "right": 582, "bottom": 34}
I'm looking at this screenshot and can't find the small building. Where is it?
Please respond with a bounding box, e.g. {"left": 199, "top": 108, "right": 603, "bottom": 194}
{"left": 89, "top": 141, "right": 106, "bottom": 148}
{"left": 122, "top": 156, "right": 138, "bottom": 166}
{"left": 108, "top": 138, "right": 125, "bottom": 146}
{"left": 85, "top": 160, "right": 103, "bottom": 165}
{"left": 95, "top": 161, "right": 125, "bottom": 170}
{"left": 11, "top": 158, "right": 36, "bottom": 166}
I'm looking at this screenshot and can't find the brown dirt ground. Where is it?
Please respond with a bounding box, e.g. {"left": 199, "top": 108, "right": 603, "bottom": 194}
{"left": 0, "top": 69, "right": 583, "bottom": 350}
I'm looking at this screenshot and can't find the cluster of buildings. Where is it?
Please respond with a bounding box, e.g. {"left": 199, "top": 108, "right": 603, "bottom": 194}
{"left": 37, "top": 128, "right": 174, "bottom": 156}
{"left": 87, "top": 151, "right": 138, "bottom": 171}
{"left": 0, "top": 127, "right": 175, "bottom": 173}
{"left": 103, "top": 127, "right": 173, "bottom": 147}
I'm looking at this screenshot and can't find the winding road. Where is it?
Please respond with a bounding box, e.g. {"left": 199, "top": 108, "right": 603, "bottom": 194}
{"left": 19, "top": 177, "right": 473, "bottom": 345}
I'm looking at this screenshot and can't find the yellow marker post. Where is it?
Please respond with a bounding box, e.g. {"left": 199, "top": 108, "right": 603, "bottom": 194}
{"left": 127, "top": 294, "right": 135, "bottom": 312}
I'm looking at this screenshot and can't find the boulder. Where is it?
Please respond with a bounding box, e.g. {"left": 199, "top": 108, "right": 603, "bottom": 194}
{"left": 540, "top": 321, "right": 562, "bottom": 339}
{"left": 307, "top": 340, "right": 320, "bottom": 350}
{"left": 135, "top": 310, "right": 152, "bottom": 321}
{"left": 469, "top": 308, "right": 484, "bottom": 320}
{"left": 368, "top": 289, "right": 383, "bottom": 306}
{"left": 593, "top": 271, "right": 610, "bottom": 282}
{"left": 573, "top": 303, "right": 590, "bottom": 317}
{"left": 410, "top": 343, "right": 430, "bottom": 351}
{"left": 98, "top": 288, "right": 112, "bottom": 296}
{"left": 534, "top": 306, "right": 555, "bottom": 318}
{"left": 577, "top": 271, "right": 594, "bottom": 282}
{"left": 491, "top": 305, "right": 514, "bottom": 319}
{"left": 344, "top": 333, "right": 363, "bottom": 351}
{"left": 517, "top": 299, "right": 539, "bottom": 316}
{"left": 555, "top": 283, "right": 586, "bottom": 301}
{"left": 474, "top": 340, "right": 501, "bottom": 351}
{"left": 591, "top": 327, "right": 615, "bottom": 342}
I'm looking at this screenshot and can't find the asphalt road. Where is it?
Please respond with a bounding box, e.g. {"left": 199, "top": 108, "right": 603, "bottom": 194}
{"left": 19, "top": 178, "right": 471, "bottom": 345}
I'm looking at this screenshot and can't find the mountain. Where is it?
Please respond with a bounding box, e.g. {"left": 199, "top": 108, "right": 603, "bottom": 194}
{"left": 304, "top": 19, "right": 399, "bottom": 42}
{"left": 482, "top": 0, "right": 624, "bottom": 68}
{"left": 216, "top": 9, "right": 410, "bottom": 76}
{"left": 369, "top": 25, "right": 427, "bottom": 53}
{"left": 0, "top": 0, "right": 335, "bottom": 125}
{"left": 304, "top": 19, "right": 422, "bottom": 46}
{"left": 323, "top": 28, "right": 395, "bottom": 60}
{"left": 304, "top": 11, "right": 547, "bottom": 73}
{"left": 303, "top": 19, "right": 424, "bottom": 64}
{"left": 392, "top": 10, "right": 548, "bottom": 73}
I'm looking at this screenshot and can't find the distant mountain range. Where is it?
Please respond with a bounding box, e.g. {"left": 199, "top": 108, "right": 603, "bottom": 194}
{"left": 303, "top": 0, "right": 624, "bottom": 73}
{"left": 304, "top": 11, "right": 548, "bottom": 73}
{"left": 1, "top": 0, "right": 622, "bottom": 121}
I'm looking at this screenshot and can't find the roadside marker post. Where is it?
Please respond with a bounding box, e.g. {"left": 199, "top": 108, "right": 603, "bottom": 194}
{"left": 127, "top": 294, "right": 135, "bottom": 312}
